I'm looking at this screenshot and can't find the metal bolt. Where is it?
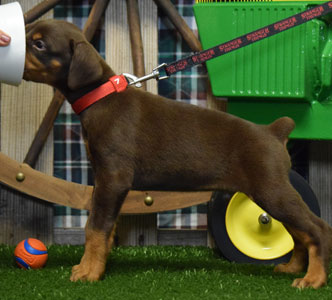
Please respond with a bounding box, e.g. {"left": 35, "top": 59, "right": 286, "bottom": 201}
{"left": 16, "top": 172, "right": 25, "bottom": 182}
{"left": 258, "top": 212, "right": 271, "bottom": 225}
{"left": 144, "top": 195, "right": 154, "bottom": 206}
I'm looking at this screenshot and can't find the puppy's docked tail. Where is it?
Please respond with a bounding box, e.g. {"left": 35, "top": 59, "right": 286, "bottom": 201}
{"left": 268, "top": 117, "right": 295, "bottom": 143}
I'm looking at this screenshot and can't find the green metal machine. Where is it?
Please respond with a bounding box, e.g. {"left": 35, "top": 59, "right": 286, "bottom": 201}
{"left": 194, "top": 1, "right": 332, "bottom": 139}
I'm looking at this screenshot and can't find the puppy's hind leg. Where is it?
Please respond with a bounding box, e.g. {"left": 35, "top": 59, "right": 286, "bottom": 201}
{"left": 253, "top": 180, "right": 332, "bottom": 289}
{"left": 70, "top": 170, "right": 131, "bottom": 282}
{"left": 274, "top": 228, "right": 308, "bottom": 274}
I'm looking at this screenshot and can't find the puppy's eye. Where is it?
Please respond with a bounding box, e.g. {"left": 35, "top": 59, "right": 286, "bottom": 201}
{"left": 33, "top": 40, "right": 46, "bottom": 51}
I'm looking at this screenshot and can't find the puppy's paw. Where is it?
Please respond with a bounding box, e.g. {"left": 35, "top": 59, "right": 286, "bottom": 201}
{"left": 70, "top": 263, "right": 104, "bottom": 282}
{"left": 274, "top": 263, "right": 304, "bottom": 274}
{"left": 292, "top": 276, "right": 327, "bottom": 289}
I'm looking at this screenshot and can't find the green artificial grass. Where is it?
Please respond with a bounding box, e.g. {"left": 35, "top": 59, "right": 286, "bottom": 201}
{"left": 0, "top": 245, "right": 332, "bottom": 300}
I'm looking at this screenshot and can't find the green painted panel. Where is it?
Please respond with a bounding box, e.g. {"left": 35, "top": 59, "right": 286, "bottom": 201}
{"left": 194, "top": 2, "right": 332, "bottom": 139}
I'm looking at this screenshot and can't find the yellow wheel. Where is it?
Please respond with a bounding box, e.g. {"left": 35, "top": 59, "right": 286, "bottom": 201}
{"left": 225, "top": 192, "right": 293, "bottom": 260}
{"left": 208, "top": 170, "right": 320, "bottom": 264}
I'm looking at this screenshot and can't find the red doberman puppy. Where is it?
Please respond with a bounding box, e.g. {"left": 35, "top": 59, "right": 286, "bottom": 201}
{"left": 24, "top": 20, "right": 332, "bottom": 288}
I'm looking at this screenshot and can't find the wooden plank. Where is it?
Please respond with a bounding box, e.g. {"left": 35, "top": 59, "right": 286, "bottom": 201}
{"left": 158, "top": 230, "right": 207, "bottom": 246}
{"left": 0, "top": 183, "right": 53, "bottom": 245}
{"left": 122, "top": 191, "right": 211, "bottom": 214}
{"left": 117, "top": 215, "right": 157, "bottom": 246}
{"left": 0, "top": 0, "right": 54, "bottom": 245}
{"left": 0, "top": 151, "right": 211, "bottom": 213}
{"left": 53, "top": 227, "right": 210, "bottom": 247}
{"left": 53, "top": 228, "right": 85, "bottom": 245}
{"left": 0, "top": 152, "right": 92, "bottom": 210}
{"left": 309, "top": 141, "right": 332, "bottom": 226}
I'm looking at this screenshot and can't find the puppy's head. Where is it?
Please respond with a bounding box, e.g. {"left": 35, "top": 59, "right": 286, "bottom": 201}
{"left": 24, "top": 20, "right": 103, "bottom": 91}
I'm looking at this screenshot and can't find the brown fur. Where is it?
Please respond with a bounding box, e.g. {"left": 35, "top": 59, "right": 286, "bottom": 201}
{"left": 24, "top": 20, "right": 332, "bottom": 288}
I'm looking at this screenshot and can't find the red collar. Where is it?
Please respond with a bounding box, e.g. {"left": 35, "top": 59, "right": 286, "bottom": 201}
{"left": 71, "top": 75, "right": 128, "bottom": 114}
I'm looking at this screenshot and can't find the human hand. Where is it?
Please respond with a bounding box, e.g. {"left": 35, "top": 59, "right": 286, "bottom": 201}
{"left": 0, "top": 30, "right": 11, "bottom": 46}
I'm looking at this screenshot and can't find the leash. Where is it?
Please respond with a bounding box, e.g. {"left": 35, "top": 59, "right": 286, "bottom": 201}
{"left": 124, "top": 1, "right": 332, "bottom": 87}
{"left": 73, "top": 1, "right": 332, "bottom": 114}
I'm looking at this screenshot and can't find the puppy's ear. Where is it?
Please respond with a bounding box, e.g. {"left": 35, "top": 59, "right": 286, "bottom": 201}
{"left": 68, "top": 41, "right": 103, "bottom": 90}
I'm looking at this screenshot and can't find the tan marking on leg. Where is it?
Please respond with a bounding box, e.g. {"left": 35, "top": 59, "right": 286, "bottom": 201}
{"left": 274, "top": 242, "right": 307, "bottom": 274}
{"left": 274, "top": 226, "right": 308, "bottom": 274}
{"left": 290, "top": 231, "right": 328, "bottom": 289}
{"left": 107, "top": 225, "right": 117, "bottom": 250}
{"left": 70, "top": 214, "right": 119, "bottom": 283}
{"left": 292, "top": 244, "right": 327, "bottom": 289}
{"left": 70, "top": 227, "right": 109, "bottom": 282}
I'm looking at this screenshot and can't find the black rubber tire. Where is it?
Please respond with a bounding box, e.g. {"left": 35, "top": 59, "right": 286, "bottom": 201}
{"left": 208, "top": 169, "right": 321, "bottom": 264}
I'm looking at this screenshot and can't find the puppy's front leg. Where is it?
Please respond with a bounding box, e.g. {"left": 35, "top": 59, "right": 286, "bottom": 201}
{"left": 70, "top": 171, "right": 130, "bottom": 282}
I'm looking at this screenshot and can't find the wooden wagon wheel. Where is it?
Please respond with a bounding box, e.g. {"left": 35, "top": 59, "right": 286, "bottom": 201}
{"left": 0, "top": 0, "right": 212, "bottom": 215}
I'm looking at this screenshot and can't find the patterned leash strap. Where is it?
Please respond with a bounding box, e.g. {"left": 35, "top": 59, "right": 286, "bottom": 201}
{"left": 125, "top": 1, "right": 332, "bottom": 87}
{"left": 165, "top": 1, "right": 332, "bottom": 76}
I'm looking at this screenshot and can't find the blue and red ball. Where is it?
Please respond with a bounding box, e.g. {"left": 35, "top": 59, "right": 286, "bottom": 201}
{"left": 14, "top": 238, "right": 48, "bottom": 269}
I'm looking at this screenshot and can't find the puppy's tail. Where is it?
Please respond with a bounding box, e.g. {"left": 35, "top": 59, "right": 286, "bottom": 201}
{"left": 268, "top": 117, "right": 295, "bottom": 143}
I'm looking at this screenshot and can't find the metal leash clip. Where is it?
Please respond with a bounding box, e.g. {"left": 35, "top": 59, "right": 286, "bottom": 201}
{"left": 123, "top": 63, "right": 169, "bottom": 88}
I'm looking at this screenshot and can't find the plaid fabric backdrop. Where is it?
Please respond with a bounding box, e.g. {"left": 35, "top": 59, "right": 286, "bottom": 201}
{"left": 53, "top": 0, "right": 208, "bottom": 229}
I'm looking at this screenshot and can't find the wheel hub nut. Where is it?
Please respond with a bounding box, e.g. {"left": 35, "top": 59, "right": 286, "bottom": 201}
{"left": 259, "top": 212, "right": 271, "bottom": 225}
